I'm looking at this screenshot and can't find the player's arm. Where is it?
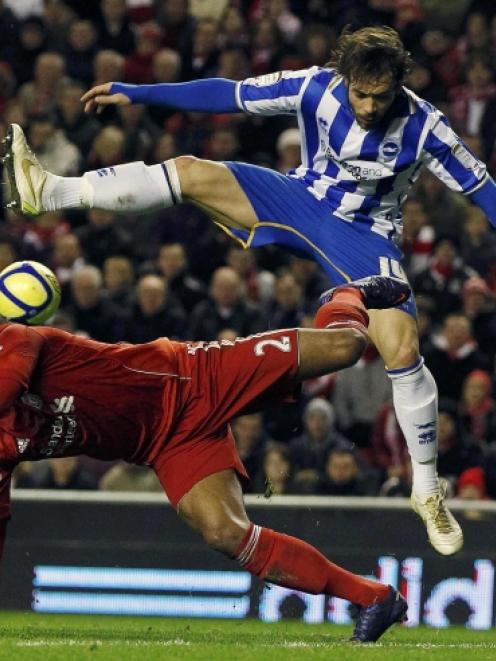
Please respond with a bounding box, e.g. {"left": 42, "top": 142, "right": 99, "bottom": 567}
{"left": 82, "top": 79, "right": 240, "bottom": 114}
{"left": 0, "top": 325, "right": 45, "bottom": 415}
{"left": 421, "top": 114, "right": 496, "bottom": 225}
{"left": 81, "top": 68, "right": 313, "bottom": 116}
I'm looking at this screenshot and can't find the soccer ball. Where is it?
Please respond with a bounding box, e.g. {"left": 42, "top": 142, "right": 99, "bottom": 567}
{"left": 0, "top": 260, "right": 61, "bottom": 325}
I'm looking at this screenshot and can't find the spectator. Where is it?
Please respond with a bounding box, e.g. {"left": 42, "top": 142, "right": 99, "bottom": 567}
{"left": 76, "top": 209, "right": 133, "bottom": 268}
{"left": 254, "top": 442, "right": 296, "bottom": 496}
{"left": 232, "top": 413, "right": 268, "bottom": 481}
{"left": 188, "top": 266, "right": 263, "bottom": 340}
{"left": 86, "top": 125, "right": 126, "bottom": 169}
{"left": 103, "top": 255, "right": 135, "bottom": 309}
{"left": 27, "top": 113, "right": 81, "bottom": 176}
{"left": 459, "top": 370, "right": 496, "bottom": 449}
{"left": 414, "top": 171, "right": 468, "bottom": 240}
{"left": 437, "top": 398, "right": 482, "bottom": 489}
{"left": 216, "top": 47, "right": 250, "bottom": 80}
{"left": 402, "top": 198, "right": 435, "bottom": 278}
{"left": 204, "top": 126, "right": 241, "bottom": 161}
{"left": 461, "top": 206, "right": 496, "bottom": 279}
{"left": 22, "top": 210, "right": 70, "bottom": 263}
{"left": 21, "top": 457, "right": 98, "bottom": 490}
{"left": 380, "top": 460, "right": 413, "bottom": 497}
{"left": 412, "top": 236, "right": 477, "bottom": 323}
{"left": 459, "top": 276, "right": 496, "bottom": 361}
{"left": 423, "top": 313, "right": 490, "bottom": 400}
{"left": 63, "top": 19, "right": 98, "bottom": 86}
{"left": 120, "top": 273, "right": 186, "bottom": 342}
{"left": 457, "top": 466, "right": 489, "bottom": 500}
{"left": 370, "top": 400, "right": 409, "bottom": 479}
{"left": 18, "top": 51, "right": 67, "bottom": 119}
{"left": 98, "top": 0, "right": 135, "bottom": 56}
{"left": 219, "top": 5, "right": 250, "bottom": 51}
{"left": 100, "top": 463, "right": 163, "bottom": 491}
{"left": 276, "top": 128, "right": 301, "bottom": 173}
{"left": 93, "top": 49, "right": 125, "bottom": 86}
{"left": 332, "top": 345, "right": 392, "bottom": 449}
{"left": 320, "top": 447, "right": 379, "bottom": 496}
{"left": 156, "top": 242, "right": 206, "bottom": 312}
{"left": 266, "top": 272, "right": 307, "bottom": 329}
{"left": 147, "top": 47, "right": 182, "bottom": 126}
{"left": 56, "top": 80, "right": 101, "bottom": 155}
{"left": 68, "top": 265, "right": 122, "bottom": 342}
{"left": 117, "top": 103, "right": 160, "bottom": 161}
{"left": 186, "top": 18, "right": 221, "bottom": 79}
{"left": 12, "top": 15, "right": 47, "bottom": 86}
{"left": 448, "top": 55, "right": 496, "bottom": 135}
{"left": 50, "top": 232, "right": 85, "bottom": 305}
{"left": 288, "top": 257, "right": 331, "bottom": 306}
{"left": 156, "top": 0, "right": 196, "bottom": 55}
{"left": 289, "top": 398, "right": 350, "bottom": 483}
{"left": 125, "top": 21, "right": 164, "bottom": 84}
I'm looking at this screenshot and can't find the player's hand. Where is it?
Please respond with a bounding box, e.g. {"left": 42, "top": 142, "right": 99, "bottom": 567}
{"left": 80, "top": 83, "right": 131, "bottom": 114}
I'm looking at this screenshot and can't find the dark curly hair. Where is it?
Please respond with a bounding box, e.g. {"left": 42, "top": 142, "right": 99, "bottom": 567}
{"left": 326, "top": 25, "right": 413, "bottom": 87}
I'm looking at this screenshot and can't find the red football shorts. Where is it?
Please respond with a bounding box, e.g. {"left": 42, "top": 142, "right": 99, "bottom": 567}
{"left": 153, "top": 329, "right": 300, "bottom": 506}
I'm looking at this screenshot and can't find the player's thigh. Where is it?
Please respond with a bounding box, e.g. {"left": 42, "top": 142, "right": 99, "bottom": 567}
{"left": 175, "top": 156, "right": 259, "bottom": 229}
{"left": 178, "top": 469, "right": 250, "bottom": 552}
{"left": 368, "top": 307, "right": 420, "bottom": 369}
{"left": 297, "top": 328, "right": 367, "bottom": 379}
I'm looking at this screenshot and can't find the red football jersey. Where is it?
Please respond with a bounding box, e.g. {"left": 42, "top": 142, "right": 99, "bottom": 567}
{"left": 0, "top": 323, "right": 192, "bottom": 518}
{"left": 0, "top": 323, "right": 301, "bottom": 556}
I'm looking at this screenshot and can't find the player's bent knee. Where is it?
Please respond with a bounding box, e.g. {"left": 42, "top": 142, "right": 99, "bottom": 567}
{"left": 201, "top": 521, "right": 248, "bottom": 556}
{"left": 175, "top": 155, "right": 222, "bottom": 198}
{"left": 386, "top": 343, "right": 419, "bottom": 370}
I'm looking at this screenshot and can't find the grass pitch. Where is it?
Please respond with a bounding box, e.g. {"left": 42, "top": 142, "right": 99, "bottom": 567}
{"left": 1, "top": 612, "right": 496, "bottom": 660}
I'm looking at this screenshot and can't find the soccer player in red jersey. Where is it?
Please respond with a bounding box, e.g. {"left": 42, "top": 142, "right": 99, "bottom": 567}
{"left": 0, "top": 277, "right": 408, "bottom": 642}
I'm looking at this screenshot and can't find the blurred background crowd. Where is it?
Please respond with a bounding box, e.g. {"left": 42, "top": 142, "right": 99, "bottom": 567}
{"left": 1, "top": 0, "right": 496, "bottom": 501}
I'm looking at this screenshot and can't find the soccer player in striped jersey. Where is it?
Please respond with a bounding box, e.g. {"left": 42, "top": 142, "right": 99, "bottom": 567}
{"left": 6, "top": 26, "right": 496, "bottom": 556}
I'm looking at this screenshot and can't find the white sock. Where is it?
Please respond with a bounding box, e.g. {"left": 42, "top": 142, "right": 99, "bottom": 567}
{"left": 387, "top": 358, "right": 439, "bottom": 496}
{"left": 42, "top": 160, "right": 181, "bottom": 213}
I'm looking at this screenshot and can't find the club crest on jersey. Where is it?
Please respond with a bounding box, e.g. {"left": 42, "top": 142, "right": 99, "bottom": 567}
{"left": 379, "top": 140, "right": 400, "bottom": 162}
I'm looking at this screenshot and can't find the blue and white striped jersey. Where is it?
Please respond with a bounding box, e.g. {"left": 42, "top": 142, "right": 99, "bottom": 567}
{"left": 235, "top": 67, "right": 488, "bottom": 241}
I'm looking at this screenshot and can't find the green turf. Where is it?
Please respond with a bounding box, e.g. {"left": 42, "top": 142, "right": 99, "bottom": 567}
{"left": 1, "top": 612, "right": 495, "bottom": 661}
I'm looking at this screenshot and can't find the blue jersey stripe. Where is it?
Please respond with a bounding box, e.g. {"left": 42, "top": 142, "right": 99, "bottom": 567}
{"left": 300, "top": 73, "right": 332, "bottom": 171}
{"left": 329, "top": 106, "right": 355, "bottom": 156}
{"left": 423, "top": 132, "right": 480, "bottom": 190}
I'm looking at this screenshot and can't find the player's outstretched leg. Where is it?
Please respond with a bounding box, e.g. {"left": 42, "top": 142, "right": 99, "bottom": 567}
{"left": 3, "top": 123, "right": 256, "bottom": 227}
{"left": 3, "top": 123, "right": 179, "bottom": 216}
{"left": 178, "top": 470, "right": 407, "bottom": 644}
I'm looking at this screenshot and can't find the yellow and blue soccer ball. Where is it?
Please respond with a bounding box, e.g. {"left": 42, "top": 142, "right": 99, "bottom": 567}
{"left": 0, "top": 260, "right": 61, "bottom": 324}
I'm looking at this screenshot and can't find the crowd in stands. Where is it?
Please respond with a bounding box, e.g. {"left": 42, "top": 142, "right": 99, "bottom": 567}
{"left": 2, "top": 0, "right": 496, "bottom": 500}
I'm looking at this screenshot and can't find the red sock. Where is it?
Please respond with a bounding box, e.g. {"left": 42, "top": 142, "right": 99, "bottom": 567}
{"left": 236, "top": 524, "right": 390, "bottom": 607}
{"left": 315, "top": 289, "right": 369, "bottom": 335}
